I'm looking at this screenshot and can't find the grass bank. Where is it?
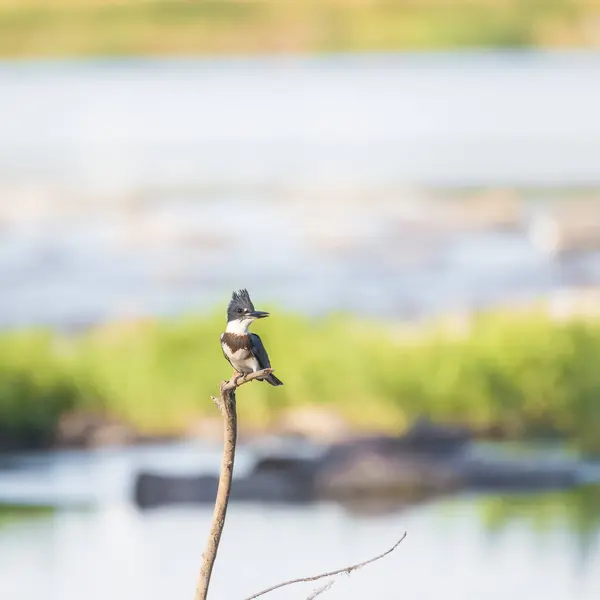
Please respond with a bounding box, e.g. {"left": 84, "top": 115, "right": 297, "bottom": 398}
{"left": 0, "top": 0, "right": 596, "bottom": 58}
{"left": 478, "top": 484, "right": 600, "bottom": 544}
{"left": 0, "top": 504, "right": 54, "bottom": 527}
{"left": 1, "top": 307, "right": 599, "bottom": 453}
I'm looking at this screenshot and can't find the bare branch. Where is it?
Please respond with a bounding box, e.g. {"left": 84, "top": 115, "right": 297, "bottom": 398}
{"left": 244, "top": 533, "right": 407, "bottom": 600}
{"left": 195, "top": 365, "right": 401, "bottom": 600}
{"left": 194, "top": 367, "right": 276, "bottom": 600}
{"left": 194, "top": 384, "right": 236, "bottom": 600}
{"left": 306, "top": 580, "right": 335, "bottom": 599}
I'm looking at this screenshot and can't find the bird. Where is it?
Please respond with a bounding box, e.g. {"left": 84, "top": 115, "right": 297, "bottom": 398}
{"left": 220, "top": 289, "right": 283, "bottom": 386}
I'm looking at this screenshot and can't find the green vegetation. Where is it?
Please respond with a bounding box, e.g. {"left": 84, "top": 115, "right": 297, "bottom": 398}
{"left": 477, "top": 484, "right": 600, "bottom": 556}
{"left": 0, "top": 503, "right": 54, "bottom": 527}
{"left": 479, "top": 484, "right": 600, "bottom": 536}
{"left": 0, "top": 332, "right": 81, "bottom": 450}
{"left": 0, "top": 0, "right": 597, "bottom": 58}
{"left": 1, "top": 307, "right": 600, "bottom": 452}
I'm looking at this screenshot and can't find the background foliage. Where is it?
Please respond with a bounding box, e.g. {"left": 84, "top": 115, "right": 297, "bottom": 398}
{"left": 1, "top": 308, "right": 599, "bottom": 452}
{"left": 0, "top": 0, "right": 597, "bottom": 58}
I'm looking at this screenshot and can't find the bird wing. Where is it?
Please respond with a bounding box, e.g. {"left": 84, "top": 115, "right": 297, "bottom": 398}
{"left": 220, "top": 333, "right": 234, "bottom": 368}
{"left": 249, "top": 333, "right": 271, "bottom": 370}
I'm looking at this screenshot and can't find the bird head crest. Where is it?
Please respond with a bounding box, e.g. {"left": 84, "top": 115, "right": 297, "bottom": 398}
{"left": 227, "top": 289, "right": 255, "bottom": 321}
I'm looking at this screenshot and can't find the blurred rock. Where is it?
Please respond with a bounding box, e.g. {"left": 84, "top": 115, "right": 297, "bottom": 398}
{"left": 135, "top": 468, "right": 315, "bottom": 509}
{"left": 273, "top": 407, "right": 351, "bottom": 441}
{"left": 322, "top": 421, "right": 471, "bottom": 464}
{"left": 135, "top": 473, "right": 219, "bottom": 509}
{"left": 529, "top": 200, "right": 600, "bottom": 256}
{"left": 398, "top": 418, "right": 473, "bottom": 455}
{"left": 56, "top": 412, "right": 136, "bottom": 448}
{"left": 251, "top": 454, "right": 318, "bottom": 486}
{"left": 185, "top": 416, "right": 224, "bottom": 442}
{"left": 315, "top": 422, "right": 470, "bottom": 499}
{"left": 131, "top": 421, "right": 582, "bottom": 509}
{"left": 426, "top": 190, "right": 523, "bottom": 230}
{"left": 315, "top": 453, "right": 463, "bottom": 500}
{"left": 463, "top": 457, "right": 578, "bottom": 490}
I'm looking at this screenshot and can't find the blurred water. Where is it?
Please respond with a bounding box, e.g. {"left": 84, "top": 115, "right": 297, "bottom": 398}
{"left": 2, "top": 52, "right": 600, "bottom": 600}
{"left": 2, "top": 52, "right": 600, "bottom": 189}
{"left": 1, "top": 52, "right": 600, "bottom": 327}
{"left": 0, "top": 444, "right": 599, "bottom": 600}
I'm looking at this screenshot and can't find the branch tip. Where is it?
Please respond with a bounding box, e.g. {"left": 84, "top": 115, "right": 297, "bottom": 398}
{"left": 244, "top": 533, "right": 407, "bottom": 599}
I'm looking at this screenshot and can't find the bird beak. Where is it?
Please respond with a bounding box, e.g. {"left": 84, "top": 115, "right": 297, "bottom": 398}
{"left": 250, "top": 310, "right": 269, "bottom": 319}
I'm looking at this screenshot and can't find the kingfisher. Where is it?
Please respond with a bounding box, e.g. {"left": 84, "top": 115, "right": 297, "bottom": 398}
{"left": 220, "top": 289, "right": 283, "bottom": 386}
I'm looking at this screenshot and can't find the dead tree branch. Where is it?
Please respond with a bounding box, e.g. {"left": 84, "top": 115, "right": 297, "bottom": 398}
{"left": 244, "top": 533, "right": 407, "bottom": 600}
{"left": 306, "top": 580, "right": 335, "bottom": 599}
{"left": 194, "top": 368, "right": 275, "bottom": 600}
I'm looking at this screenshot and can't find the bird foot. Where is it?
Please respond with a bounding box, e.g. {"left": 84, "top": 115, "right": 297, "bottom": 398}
{"left": 232, "top": 371, "right": 244, "bottom": 386}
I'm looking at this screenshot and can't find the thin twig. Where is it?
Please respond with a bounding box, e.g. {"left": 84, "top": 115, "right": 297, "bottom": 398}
{"left": 244, "top": 533, "right": 407, "bottom": 600}
{"left": 194, "top": 368, "right": 274, "bottom": 600}
{"left": 306, "top": 580, "right": 335, "bottom": 599}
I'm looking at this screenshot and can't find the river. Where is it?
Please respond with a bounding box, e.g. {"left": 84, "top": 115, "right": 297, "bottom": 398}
{"left": 1, "top": 52, "right": 600, "bottom": 328}
{"left": 0, "top": 442, "right": 599, "bottom": 600}
{"left": 1, "top": 51, "right": 600, "bottom": 598}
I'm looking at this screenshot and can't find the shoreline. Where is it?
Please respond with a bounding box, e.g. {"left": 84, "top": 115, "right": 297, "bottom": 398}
{"left": 2, "top": 294, "right": 600, "bottom": 455}
{"left": 1, "top": 1, "right": 597, "bottom": 59}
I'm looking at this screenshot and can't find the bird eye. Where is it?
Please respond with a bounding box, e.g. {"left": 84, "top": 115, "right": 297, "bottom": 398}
{"left": 237, "top": 307, "right": 243, "bottom": 314}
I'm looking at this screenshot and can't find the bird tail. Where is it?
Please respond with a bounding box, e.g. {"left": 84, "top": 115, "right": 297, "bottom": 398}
{"left": 263, "top": 372, "right": 284, "bottom": 386}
